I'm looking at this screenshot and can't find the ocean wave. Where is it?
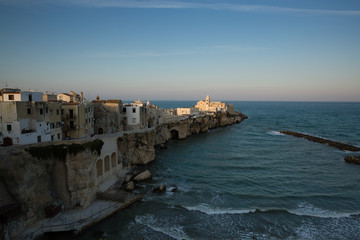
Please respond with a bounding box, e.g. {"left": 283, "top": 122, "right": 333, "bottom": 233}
{"left": 182, "top": 203, "right": 360, "bottom": 219}
{"left": 288, "top": 202, "right": 360, "bottom": 219}
{"left": 267, "top": 130, "right": 285, "bottom": 136}
{"left": 183, "top": 203, "right": 256, "bottom": 215}
{"left": 135, "top": 214, "right": 191, "bottom": 240}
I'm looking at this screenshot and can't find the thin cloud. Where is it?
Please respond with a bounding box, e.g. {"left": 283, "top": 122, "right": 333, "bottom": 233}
{"left": 2, "top": 0, "right": 359, "bottom": 16}
{"left": 85, "top": 45, "right": 264, "bottom": 59}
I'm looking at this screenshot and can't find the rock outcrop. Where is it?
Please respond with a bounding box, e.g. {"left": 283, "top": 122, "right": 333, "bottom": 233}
{"left": 344, "top": 156, "right": 360, "bottom": 165}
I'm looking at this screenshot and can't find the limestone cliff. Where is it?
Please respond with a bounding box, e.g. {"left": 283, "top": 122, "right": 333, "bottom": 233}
{"left": 0, "top": 111, "right": 247, "bottom": 238}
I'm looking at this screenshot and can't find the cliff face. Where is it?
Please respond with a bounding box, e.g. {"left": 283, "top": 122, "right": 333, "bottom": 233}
{"left": 0, "top": 111, "right": 247, "bottom": 236}
{"left": 117, "top": 130, "right": 156, "bottom": 166}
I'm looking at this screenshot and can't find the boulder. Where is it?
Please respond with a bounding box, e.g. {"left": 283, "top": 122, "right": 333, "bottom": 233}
{"left": 344, "top": 156, "right": 360, "bottom": 165}
{"left": 153, "top": 184, "right": 166, "bottom": 193}
{"left": 124, "top": 181, "right": 135, "bottom": 191}
{"left": 123, "top": 174, "right": 133, "bottom": 183}
{"left": 133, "top": 170, "right": 152, "bottom": 182}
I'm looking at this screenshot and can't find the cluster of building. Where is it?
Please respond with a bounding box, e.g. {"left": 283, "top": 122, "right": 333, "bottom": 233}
{"left": 0, "top": 88, "right": 235, "bottom": 146}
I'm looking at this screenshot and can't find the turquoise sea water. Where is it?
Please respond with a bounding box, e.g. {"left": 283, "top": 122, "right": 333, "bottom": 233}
{"left": 50, "top": 102, "right": 360, "bottom": 240}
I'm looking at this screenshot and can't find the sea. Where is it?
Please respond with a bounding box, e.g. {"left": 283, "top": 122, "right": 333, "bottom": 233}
{"left": 46, "top": 101, "right": 360, "bottom": 240}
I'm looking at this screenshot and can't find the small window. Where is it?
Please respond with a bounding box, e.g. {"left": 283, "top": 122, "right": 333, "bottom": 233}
{"left": 8, "top": 95, "right": 14, "bottom": 100}
{"left": 57, "top": 109, "right": 60, "bottom": 115}
{"left": 39, "top": 108, "right": 43, "bottom": 115}
{"left": 123, "top": 107, "right": 126, "bottom": 113}
{"left": 56, "top": 122, "right": 61, "bottom": 128}
{"left": 132, "top": 118, "right": 136, "bottom": 123}
{"left": 49, "top": 110, "right": 53, "bottom": 116}
{"left": 61, "top": 109, "right": 64, "bottom": 115}
{"left": 27, "top": 108, "right": 31, "bottom": 115}
{"left": 50, "top": 123, "right": 55, "bottom": 129}
{"left": 69, "top": 109, "right": 74, "bottom": 118}
{"left": 70, "top": 121, "right": 74, "bottom": 129}
{"left": 51, "top": 135, "right": 54, "bottom": 141}
{"left": 132, "top": 108, "right": 136, "bottom": 113}
{"left": 57, "top": 133, "right": 60, "bottom": 139}
{"left": 7, "top": 124, "right": 12, "bottom": 131}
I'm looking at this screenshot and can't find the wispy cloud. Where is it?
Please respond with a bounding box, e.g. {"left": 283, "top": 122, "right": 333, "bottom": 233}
{"left": 84, "top": 45, "right": 264, "bottom": 59}
{"left": 2, "top": 0, "right": 359, "bottom": 16}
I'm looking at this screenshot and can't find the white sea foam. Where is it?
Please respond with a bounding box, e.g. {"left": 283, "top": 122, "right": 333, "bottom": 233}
{"left": 135, "top": 214, "right": 191, "bottom": 240}
{"left": 183, "top": 203, "right": 255, "bottom": 215}
{"left": 267, "top": 130, "right": 285, "bottom": 136}
{"left": 289, "top": 202, "right": 358, "bottom": 219}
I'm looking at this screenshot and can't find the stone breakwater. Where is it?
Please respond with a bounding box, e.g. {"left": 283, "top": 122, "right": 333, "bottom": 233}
{"left": 280, "top": 131, "right": 360, "bottom": 152}
{"left": 0, "top": 112, "right": 247, "bottom": 239}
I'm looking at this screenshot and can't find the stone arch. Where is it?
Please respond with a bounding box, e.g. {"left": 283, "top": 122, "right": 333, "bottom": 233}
{"left": 170, "top": 129, "right": 179, "bottom": 140}
{"left": 96, "top": 159, "right": 103, "bottom": 177}
{"left": 111, "top": 152, "right": 116, "bottom": 168}
{"left": 98, "top": 128, "right": 104, "bottom": 135}
{"left": 104, "top": 156, "right": 110, "bottom": 172}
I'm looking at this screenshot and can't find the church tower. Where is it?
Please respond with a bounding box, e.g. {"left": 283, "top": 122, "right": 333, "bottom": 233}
{"left": 205, "top": 95, "right": 210, "bottom": 106}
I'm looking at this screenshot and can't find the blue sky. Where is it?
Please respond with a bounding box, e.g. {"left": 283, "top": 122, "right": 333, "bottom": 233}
{"left": 1, "top": 0, "right": 359, "bottom": 101}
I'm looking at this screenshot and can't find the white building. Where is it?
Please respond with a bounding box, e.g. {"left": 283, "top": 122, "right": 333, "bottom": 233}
{"left": 0, "top": 101, "right": 62, "bottom": 146}
{"left": 0, "top": 88, "right": 43, "bottom": 102}
{"left": 123, "top": 99, "right": 149, "bottom": 130}
{"left": 176, "top": 107, "right": 200, "bottom": 116}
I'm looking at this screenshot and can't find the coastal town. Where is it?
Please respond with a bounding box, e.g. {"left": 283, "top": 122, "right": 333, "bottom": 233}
{"left": 0, "top": 88, "right": 235, "bottom": 146}
{"left": 0, "top": 88, "right": 247, "bottom": 240}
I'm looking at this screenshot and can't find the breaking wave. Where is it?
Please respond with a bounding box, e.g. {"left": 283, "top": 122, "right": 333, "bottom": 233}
{"left": 135, "top": 214, "right": 191, "bottom": 240}
{"left": 183, "top": 203, "right": 360, "bottom": 219}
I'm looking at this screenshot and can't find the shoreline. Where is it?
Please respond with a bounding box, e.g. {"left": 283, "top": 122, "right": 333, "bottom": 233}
{"left": 1, "top": 111, "right": 247, "bottom": 240}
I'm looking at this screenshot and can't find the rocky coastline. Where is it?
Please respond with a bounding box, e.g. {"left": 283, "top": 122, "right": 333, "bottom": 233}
{"left": 0, "top": 111, "right": 247, "bottom": 239}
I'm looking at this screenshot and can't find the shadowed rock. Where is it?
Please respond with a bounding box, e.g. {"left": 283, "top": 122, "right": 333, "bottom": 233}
{"left": 280, "top": 131, "right": 360, "bottom": 152}
{"left": 344, "top": 156, "right": 360, "bottom": 165}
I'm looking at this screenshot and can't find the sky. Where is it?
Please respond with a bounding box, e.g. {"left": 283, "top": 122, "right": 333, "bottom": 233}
{"left": 0, "top": 0, "right": 360, "bottom": 101}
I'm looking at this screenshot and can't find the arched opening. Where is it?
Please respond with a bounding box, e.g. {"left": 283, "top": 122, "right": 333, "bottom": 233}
{"left": 96, "top": 159, "right": 103, "bottom": 177}
{"left": 3, "top": 137, "right": 13, "bottom": 146}
{"left": 170, "top": 130, "right": 179, "bottom": 140}
{"left": 98, "top": 128, "right": 104, "bottom": 134}
{"left": 111, "top": 152, "right": 116, "bottom": 168}
{"left": 104, "top": 156, "right": 110, "bottom": 172}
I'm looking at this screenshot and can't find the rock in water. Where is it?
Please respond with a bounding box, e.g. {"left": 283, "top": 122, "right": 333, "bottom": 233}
{"left": 133, "top": 169, "right": 152, "bottom": 182}
{"left": 125, "top": 181, "right": 135, "bottom": 191}
{"left": 153, "top": 184, "right": 166, "bottom": 193}
{"left": 344, "top": 156, "right": 360, "bottom": 165}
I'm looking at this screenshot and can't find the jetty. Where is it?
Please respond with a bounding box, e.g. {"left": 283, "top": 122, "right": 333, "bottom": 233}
{"left": 280, "top": 131, "right": 360, "bottom": 152}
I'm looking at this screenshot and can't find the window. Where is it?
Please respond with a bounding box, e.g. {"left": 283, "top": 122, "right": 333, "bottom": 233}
{"left": 8, "top": 95, "right": 14, "bottom": 100}
{"left": 56, "top": 122, "right": 61, "bottom": 128}
{"left": 69, "top": 109, "right": 74, "bottom": 118}
{"left": 7, "top": 124, "right": 12, "bottom": 131}
{"left": 37, "top": 136, "right": 41, "bottom": 143}
{"left": 57, "top": 109, "right": 60, "bottom": 115}
{"left": 61, "top": 109, "right": 64, "bottom": 115}
{"left": 70, "top": 121, "right": 74, "bottom": 129}
{"left": 123, "top": 107, "right": 126, "bottom": 113}
{"left": 132, "top": 118, "right": 136, "bottom": 123}
{"left": 39, "top": 108, "right": 43, "bottom": 115}
{"left": 29, "top": 95, "right": 32, "bottom": 102}
{"left": 46, "top": 107, "right": 48, "bottom": 113}
{"left": 57, "top": 133, "right": 60, "bottom": 139}
{"left": 27, "top": 108, "right": 31, "bottom": 115}
{"left": 50, "top": 123, "right": 55, "bottom": 129}
{"left": 132, "top": 108, "right": 136, "bottom": 113}
{"left": 49, "top": 110, "right": 53, "bottom": 116}
{"left": 51, "top": 135, "right": 54, "bottom": 141}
